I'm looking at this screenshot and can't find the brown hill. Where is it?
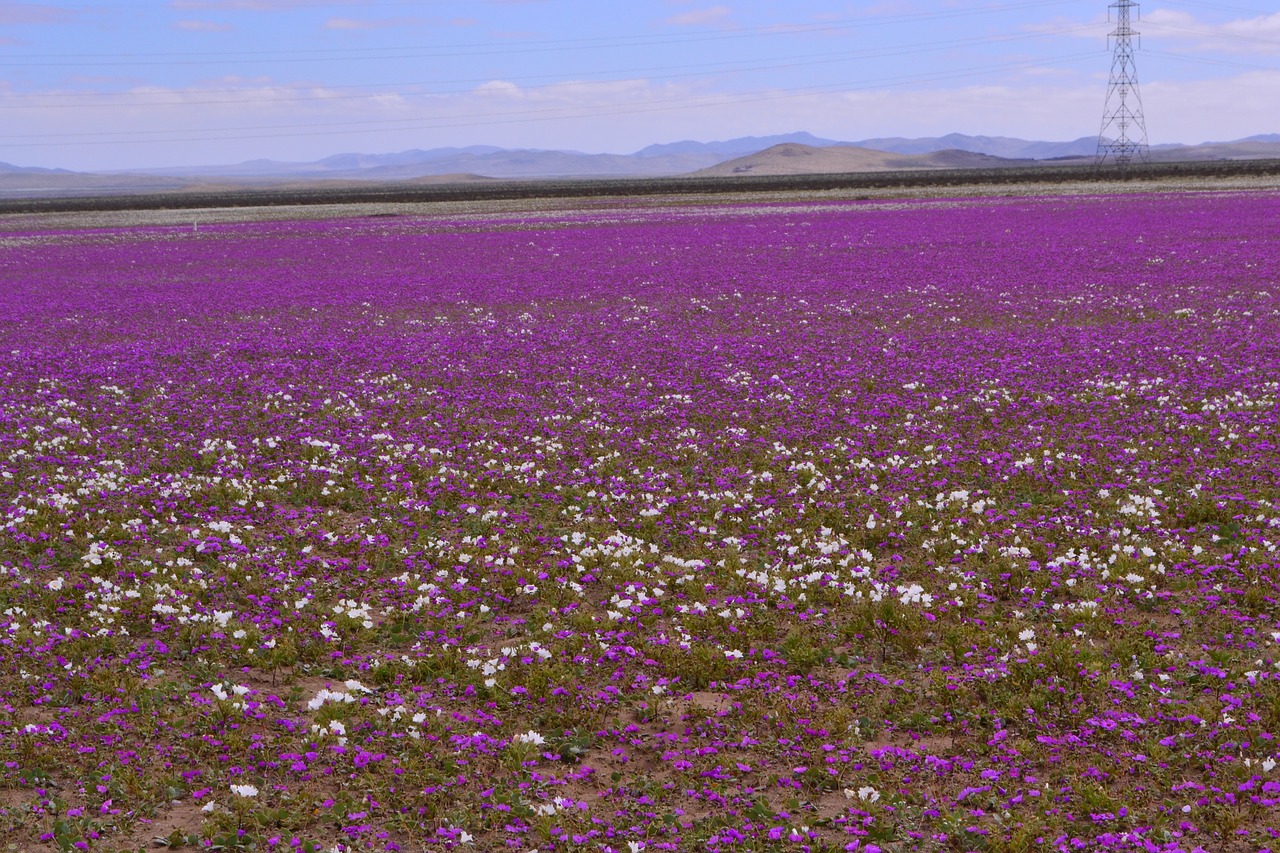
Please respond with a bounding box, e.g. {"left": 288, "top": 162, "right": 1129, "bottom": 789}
{"left": 692, "top": 143, "right": 1029, "bottom": 176}
{"left": 406, "top": 173, "right": 499, "bottom": 184}
{"left": 1150, "top": 140, "right": 1280, "bottom": 162}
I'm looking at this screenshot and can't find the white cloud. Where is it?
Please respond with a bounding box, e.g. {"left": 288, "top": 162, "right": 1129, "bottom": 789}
{"left": 325, "top": 16, "right": 426, "bottom": 31}
{"left": 1142, "top": 10, "right": 1280, "bottom": 55}
{"left": 473, "top": 80, "right": 522, "bottom": 96}
{"left": 1142, "top": 70, "right": 1280, "bottom": 142}
{"left": 169, "top": 0, "right": 327, "bottom": 10}
{"left": 175, "top": 19, "right": 232, "bottom": 32}
{"left": 665, "top": 5, "right": 733, "bottom": 28}
{"left": 324, "top": 17, "right": 375, "bottom": 30}
{"left": 2, "top": 69, "right": 1276, "bottom": 171}
{"left": 0, "top": 2, "right": 74, "bottom": 25}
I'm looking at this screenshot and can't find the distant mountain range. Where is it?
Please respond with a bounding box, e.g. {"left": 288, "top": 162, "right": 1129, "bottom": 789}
{"left": 99, "top": 132, "right": 1110, "bottom": 180}
{"left": 3, "top": 131, "right": 1279, "bottom": 197}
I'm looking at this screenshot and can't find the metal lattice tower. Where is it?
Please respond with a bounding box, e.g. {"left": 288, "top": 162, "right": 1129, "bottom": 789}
{"left": 1096, "top": 0, "right": 1149, "bottom": 166}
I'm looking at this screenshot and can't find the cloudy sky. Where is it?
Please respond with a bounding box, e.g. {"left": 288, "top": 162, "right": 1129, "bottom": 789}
{"left": 2, "top": 0, "right": 1277, "bottom": 171}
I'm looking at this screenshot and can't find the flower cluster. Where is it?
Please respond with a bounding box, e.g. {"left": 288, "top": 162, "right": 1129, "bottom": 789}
{"left": 1, "top": 190, "right": 1278, "bottom": 850}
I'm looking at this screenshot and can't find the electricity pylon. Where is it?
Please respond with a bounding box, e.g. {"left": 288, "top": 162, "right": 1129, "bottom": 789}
{"left": 1096, "top": 0, "right": 1150, "bottom": 167}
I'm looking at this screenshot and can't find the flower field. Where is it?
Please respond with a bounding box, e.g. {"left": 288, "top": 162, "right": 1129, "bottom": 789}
{"left": 1, "top": 189, "right": 1279, "bottom": 852}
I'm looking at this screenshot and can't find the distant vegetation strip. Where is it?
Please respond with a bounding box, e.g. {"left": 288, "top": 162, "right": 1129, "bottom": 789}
{"left": 4, "top": 158, "right": 1280, "bottom": 214}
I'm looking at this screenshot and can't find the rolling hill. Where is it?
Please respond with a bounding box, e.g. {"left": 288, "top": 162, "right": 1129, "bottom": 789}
{"left": 692, "top": 144, "right": 1032, "bottom": 177}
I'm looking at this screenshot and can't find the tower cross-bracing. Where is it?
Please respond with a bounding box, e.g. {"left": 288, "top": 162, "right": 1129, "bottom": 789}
{"left": 1096, "top": 0, "right": 1150, "bottom": 166}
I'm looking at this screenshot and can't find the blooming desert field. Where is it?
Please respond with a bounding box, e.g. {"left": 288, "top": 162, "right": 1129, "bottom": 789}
{"left": 1, "top": 189, "right": 1279, "bottom": 853}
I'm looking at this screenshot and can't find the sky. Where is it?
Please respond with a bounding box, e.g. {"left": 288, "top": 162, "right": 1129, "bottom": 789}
{"left": 1, "top": 0, "right": 1278, "bottom": 171}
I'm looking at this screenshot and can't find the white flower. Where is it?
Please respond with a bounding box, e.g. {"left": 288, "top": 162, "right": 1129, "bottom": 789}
{"left": 307, "top": 688, "right": 356, "bottom": 710}
{"left": 1018, "top": 629, "right": 1035, "bottom": 642}
{"left": 46, "top": 578, "right": 64, "bottom": 591}
{"left": 513, "top": 730, "right": 545, "bottom": 746}
{"left": 229, "top": 784, "right": 258, "bottom": 798}
{"left": 210, "top": 684, "right": 228, "bottom": 701}
{"left": 865, "top": 514, "right": 876, "bottom": 529}
{"left": 898, "top": 583, "right": 932, "bottom": 607}
{"left": 1264, "top": 757, "right": 1277, "bottom": 773}
{"left": 844, "top": 785, "right": 881, "bottom": 802}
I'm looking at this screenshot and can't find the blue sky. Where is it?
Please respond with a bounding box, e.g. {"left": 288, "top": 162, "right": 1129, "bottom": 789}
{"left": 2, "top": 0, "right": 1278, "bottom": 170}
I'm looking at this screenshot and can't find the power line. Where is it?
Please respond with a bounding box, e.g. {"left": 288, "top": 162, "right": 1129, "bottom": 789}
{"left": 171, "top": 0, "right": 531, "bottom": 6}
{"left": 2, "top": 23, "right": 1098, "bottom": 111}
{"left": 1140, "top": 21, "right": 1280, "bottom": 48}
{"left": 0, "top": 51, "right": 1101, "bottom": 148}
{"left": 116, "top": 0, "right": 539, "bottom": 7}
{"left": 1148, "top": 48, "right": 1280, "bottom": 71}
{"left": 1158, "top": 0, "right": 1278, "bottom": 16}
{"left": 3, "top": 0, "right": 1080, "bottom": 66}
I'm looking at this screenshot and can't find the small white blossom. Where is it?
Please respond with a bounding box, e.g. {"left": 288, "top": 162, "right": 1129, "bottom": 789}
{"left": 845, "top": 785, "right": 880, "bottom": 803}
